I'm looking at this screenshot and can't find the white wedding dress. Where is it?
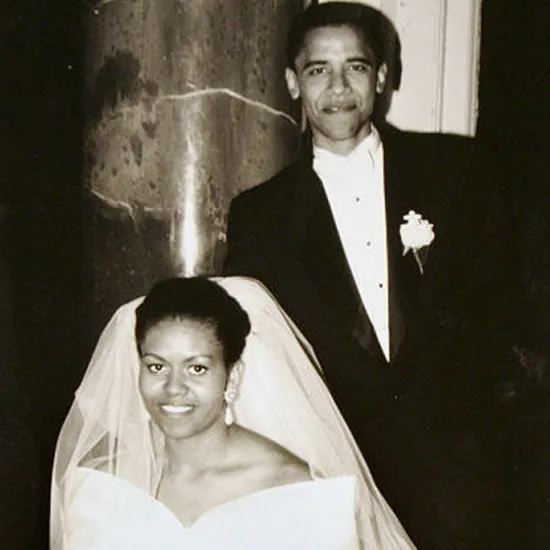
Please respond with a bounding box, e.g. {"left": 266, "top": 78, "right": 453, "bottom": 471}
{"left": 65, "top": 468, "right": 360, "bottom": 550}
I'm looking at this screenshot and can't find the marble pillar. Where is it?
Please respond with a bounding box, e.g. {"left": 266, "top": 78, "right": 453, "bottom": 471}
{"left": 83, "top": 0, "right": 302, "bottom": 344}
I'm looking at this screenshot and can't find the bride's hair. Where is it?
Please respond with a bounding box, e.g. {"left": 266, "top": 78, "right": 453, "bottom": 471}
{"left": 135, "top": 277, "right": 252, "bottom": 366}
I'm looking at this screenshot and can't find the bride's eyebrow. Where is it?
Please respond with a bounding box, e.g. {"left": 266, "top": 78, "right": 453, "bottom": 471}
{"left": 182, "top": 354, "right": 215, "bottom": 363}
{"left": 141, "top": 352, "right": 215, "bottom": 362}
{"left": 140, "top": 352, "right": 166, "bottom": 362}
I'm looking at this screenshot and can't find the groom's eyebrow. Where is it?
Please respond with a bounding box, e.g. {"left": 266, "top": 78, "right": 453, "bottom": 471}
{"left": 302, "top": 55, "right": 374, "bottom": 70}
{"left": 347, "top": 55, "right": 373, "bottom": 63}
{"left": 302, "top": 59, "right": 328, "bottom": 70}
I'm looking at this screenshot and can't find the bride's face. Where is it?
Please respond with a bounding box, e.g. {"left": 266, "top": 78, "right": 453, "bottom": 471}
{"left": 138, "top": 317, "right": 229, "bottom": 441}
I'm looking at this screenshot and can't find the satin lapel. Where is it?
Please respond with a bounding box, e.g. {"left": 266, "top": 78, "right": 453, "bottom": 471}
{"left": 290, "top": 159, "right": 387, "bottom": 363}
{"left": 382, "top": 131, "right": 423, "bottom": 361}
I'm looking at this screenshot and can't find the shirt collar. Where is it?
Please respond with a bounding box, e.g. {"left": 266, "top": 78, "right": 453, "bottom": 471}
{"left": 313, "top": 125, "right": 381, "bottom": 168}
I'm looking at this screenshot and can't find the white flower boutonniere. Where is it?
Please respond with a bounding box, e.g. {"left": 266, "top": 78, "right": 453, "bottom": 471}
{"left": 399, "top": 210, "right": 435, "bottom": 274}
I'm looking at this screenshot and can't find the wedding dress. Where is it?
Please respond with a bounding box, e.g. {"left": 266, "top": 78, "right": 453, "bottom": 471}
{"left": 51, "top": 276, "right": 416, "bottom": 549}
{"left": 65, "top": 468, "right": 359, "bottom": 550}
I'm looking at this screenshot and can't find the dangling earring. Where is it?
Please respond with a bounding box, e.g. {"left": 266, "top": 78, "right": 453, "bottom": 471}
{"left": 223, "top": 387, "right": 237, "bottom": 426}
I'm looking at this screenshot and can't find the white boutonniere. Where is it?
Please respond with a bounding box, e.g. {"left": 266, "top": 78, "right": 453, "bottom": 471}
{"left": 399, "top": 210, "right": 435, "bottom": 274}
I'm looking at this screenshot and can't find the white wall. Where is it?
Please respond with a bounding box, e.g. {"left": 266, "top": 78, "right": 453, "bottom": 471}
{"left": 316, "top": 0, "right": 481, "bottom": 136}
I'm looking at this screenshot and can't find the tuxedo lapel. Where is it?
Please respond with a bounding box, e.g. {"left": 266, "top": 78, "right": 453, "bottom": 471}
{"left": 382, "top": 129, "right": 425, "bottom": 360}
{"left": 385, "top": 136, "right": 411, "bottom": 359}
{"left": 287, "top": 159, "right": 387, "bottom": 363}
{"left": 286, "top": 132, "right": 430, "bottom": 364}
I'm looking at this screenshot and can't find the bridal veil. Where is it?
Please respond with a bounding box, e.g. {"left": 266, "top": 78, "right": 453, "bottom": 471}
{"left": 51, "top": 276, "right": 416, "bottom": 549}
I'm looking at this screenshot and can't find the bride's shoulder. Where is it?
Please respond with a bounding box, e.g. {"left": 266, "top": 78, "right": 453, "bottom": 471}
{"left": 230, "top": 425, "right": 311, "bottom": 483}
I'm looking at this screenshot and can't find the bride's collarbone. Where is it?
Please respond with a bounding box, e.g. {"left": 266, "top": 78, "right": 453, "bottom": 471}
{"left": 230, "top": 424, "right": 312, "bottom": 482}
{"left": 157, "top": 432, "right": 311, "bottom": 526}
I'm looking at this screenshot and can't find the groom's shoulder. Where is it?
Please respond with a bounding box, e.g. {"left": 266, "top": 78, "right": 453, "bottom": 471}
{"left": 382, "top": 124, "right": 473, "bottom": 159}
{"left": 232, "top": 161, "right": 303, "bottom": 207}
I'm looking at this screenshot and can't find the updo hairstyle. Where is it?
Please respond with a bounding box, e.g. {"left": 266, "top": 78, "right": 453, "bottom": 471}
{"left": 135, "top": 277, "right": 251, "bottom": 367}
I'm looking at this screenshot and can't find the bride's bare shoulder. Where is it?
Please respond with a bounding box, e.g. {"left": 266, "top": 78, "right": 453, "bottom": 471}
{"left": 230, "top": 425, "right": 311, "bottom": 483}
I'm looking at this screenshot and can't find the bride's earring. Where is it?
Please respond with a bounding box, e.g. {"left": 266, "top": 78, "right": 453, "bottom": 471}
{"left": 223, "top": 362, "right": 242, "bottom": 426}
{"left": 223, "top": 387, "right": 237, "bottom": 426}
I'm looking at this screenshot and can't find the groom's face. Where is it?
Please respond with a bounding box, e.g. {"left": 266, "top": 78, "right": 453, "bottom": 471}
{"left": 286, "top": 24, "right": 387, "bottom": 155}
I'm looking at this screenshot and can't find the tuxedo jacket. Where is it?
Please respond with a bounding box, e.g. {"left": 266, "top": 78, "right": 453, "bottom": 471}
{"left": 224, "top": 125, "right": 490, "bottom": 446}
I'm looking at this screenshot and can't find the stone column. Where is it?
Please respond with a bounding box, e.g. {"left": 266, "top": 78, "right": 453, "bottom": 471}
{"left": 83, "top": 0, "right": 302, "bottom": 344}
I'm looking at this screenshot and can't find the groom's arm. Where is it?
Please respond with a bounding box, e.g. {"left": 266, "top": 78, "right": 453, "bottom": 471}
{"left": 416, "top": 132, "right": 521, "bottom": 415}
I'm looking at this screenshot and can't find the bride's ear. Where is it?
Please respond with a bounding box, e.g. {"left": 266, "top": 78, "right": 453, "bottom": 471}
{"left": 224, "top": 361, "right": 243, "bottom": 426}
{"left": 226, "top": 361, "right": 243, "bottom": 396}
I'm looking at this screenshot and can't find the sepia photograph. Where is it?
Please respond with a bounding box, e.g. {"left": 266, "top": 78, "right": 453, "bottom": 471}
{"left": 1, "top": 1, "right": 549, "bottom": 548}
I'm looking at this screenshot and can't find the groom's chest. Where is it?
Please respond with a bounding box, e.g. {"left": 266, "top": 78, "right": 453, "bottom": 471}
{"left": 287, "top": 153, "right": 454, "bottom": 332}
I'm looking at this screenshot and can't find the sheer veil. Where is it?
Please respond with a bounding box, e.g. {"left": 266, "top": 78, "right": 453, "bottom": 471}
{"left": 51, "top": 276, "right": 416, "bottom": 549}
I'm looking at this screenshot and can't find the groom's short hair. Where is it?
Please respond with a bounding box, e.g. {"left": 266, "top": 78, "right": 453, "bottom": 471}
{"left": 286, "top": 1, "right": 402, "bottom": 90}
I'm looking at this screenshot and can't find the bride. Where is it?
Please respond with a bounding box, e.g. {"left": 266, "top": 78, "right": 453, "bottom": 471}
{"left": 51, "top": 276, "right": 416, "bottom": 549}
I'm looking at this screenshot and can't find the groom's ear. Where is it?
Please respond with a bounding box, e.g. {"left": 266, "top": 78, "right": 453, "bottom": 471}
{"left": 376, "top": 62, "right": 388, "bottom": 94}
{"left": 285, "top": 68, "right": 301, "bottom": 100}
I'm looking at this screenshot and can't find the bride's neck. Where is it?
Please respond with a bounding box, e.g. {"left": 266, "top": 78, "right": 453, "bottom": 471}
{"left": 163, "top": 420, "right": 233, "bottom": 476}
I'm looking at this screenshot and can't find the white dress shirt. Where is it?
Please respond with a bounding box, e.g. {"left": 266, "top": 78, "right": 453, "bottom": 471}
{"left": 313, "top": 128, "right": 390, "bottom": 361}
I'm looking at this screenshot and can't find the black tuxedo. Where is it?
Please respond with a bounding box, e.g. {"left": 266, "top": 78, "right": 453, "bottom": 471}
{"left": 224, "top": 126, "right": 504, "bottom": 549}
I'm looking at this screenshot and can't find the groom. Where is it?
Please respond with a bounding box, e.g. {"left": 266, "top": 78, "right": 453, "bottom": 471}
{"left": 225, "top": 3, "right": 503, "bottom": 549}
